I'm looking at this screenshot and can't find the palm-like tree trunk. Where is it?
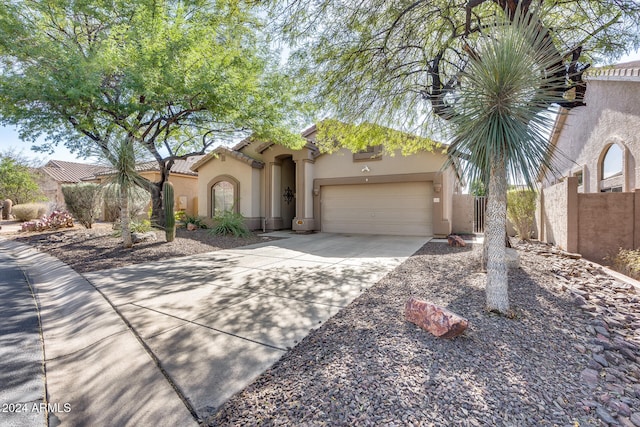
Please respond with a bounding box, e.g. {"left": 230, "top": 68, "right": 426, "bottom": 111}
{"left": 485, "top": 156, "right": 509, "bottom": 313}
{"left": 119, "top": 183, "right": 133, "bottom": 248}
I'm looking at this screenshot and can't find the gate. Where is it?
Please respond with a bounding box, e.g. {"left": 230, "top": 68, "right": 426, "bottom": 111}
{"left": 474, "top": 196, "right": 487, "bottom": 233}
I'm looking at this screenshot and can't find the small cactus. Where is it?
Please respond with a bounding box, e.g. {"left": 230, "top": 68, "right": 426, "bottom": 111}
{"left": 2, "top": 199, "right": 12, "bottom": 220}
{"left": 163, "top": 182, "right": 176, "bottom": 242}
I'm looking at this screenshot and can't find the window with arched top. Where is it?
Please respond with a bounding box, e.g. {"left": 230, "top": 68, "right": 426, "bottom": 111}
{"left": 602, "top": 144, "right": 623, "bottom": 179}
{"left": 211, "top": 180, "right": 234, "bottom": 216}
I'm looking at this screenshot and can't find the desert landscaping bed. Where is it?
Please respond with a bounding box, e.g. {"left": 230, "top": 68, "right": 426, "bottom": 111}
{"left": 207, "top": 241, "right": 640, "bottom": 427}
{"left": 7, "top": 224, "right": 274, "bottom": 273}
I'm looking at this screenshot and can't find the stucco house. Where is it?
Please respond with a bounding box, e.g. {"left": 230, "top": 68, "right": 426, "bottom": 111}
{"left": 538, "top": 60, "right": 640, "bottom": 261}
{"left": 542, "top": 60, "right": 640, "bottom": 192}
{"left": 37, "top": 160, "right": 111, "bottom": 207}
{"left": 191, "top": 124, "right": 460, "bottom": 237}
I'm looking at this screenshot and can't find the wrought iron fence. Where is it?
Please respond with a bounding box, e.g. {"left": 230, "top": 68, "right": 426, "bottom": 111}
{"left": 474, "top": 196, "right": 487, "bottom": 234}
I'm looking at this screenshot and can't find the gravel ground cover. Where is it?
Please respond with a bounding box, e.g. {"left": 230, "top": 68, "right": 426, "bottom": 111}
{"left": 8, "top": 225, "right": 273, "bottom": 273}
{"left": 207, "top": 241, "right": 640, "bottom": 427}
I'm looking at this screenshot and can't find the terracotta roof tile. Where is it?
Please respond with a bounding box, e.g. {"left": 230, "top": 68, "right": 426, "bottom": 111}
{"left": 93, "top": 157, "right": 202, "bottom": 177}
{"left": 40, "top": 160, "right": 111, "bottom": 183}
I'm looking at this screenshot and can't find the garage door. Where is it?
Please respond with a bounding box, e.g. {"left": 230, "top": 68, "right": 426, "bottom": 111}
{"left": 321, "top": 182, "right": 433, "bottom": 236}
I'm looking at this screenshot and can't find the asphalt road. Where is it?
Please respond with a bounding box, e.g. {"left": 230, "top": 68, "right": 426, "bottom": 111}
{"left": 0, "top": 248, "right": 46, "bottom": 427}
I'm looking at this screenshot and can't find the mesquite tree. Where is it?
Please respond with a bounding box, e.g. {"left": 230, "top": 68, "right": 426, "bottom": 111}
{"left": 0, "top": 0, "right": 308, "bottom": 227}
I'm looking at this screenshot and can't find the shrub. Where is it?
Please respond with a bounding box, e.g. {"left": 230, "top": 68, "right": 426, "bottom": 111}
{"left": 609, "top": 248, "right": 640, "bottom": 281}
{"left": 12, "top": 203, "right": 47, "bottom": 221}
{"left": 209, "top": 211, "right": 249, "bottom": 237}
{"left": 0, "top": 153, "right": 45, "bottom": 204}
{"left": 130, "top": 219, "right": 152, "bottom": 233}
{"left": 21, "top": 210, "right": 74, "bottom": 232}
{"left": 62, "top": 183, "right": 102, "bottom": 229}
{"left": 506, "top": 189, "right": 537, "bottom": 241}
{"left": 181, "top": 213, "right": 207, "bottom": 229}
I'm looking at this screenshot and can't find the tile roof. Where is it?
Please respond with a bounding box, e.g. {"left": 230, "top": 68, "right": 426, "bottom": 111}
{"left": 93, "top": 157, "right": 202, "bottom": 177}
{"left": 190, "top": 147, "right": 264, "bottom": 171}
{"left": 40, "top": 160, "right": 111, "bottom": 183}
{"left": 587, "top": 60, "right": 640, "bottom": 81}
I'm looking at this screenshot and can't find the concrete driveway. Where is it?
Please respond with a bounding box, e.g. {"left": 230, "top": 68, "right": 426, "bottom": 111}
{"left": 3, "top": 232, "right": 428, "bottom": 425}
{"left": 84, "top": 232, "right": 428, "bottom": 419}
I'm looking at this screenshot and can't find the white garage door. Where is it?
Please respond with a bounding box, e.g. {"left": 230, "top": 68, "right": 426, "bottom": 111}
{"left": 321, "top": 182, "right": 433, "bottom": 236}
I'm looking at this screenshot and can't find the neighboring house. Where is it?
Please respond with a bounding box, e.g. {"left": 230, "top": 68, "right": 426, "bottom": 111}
{"left": 191, "top": 124, "right": 461, "bottom": 237}
{"left": 91, "top": 157, "right": 201, "bottom": 217}
{"left": 37, "top": 160, "right": 111, "bottom": 207}
{"left": 538, "top": 60, "right": 640, "bottom": 261}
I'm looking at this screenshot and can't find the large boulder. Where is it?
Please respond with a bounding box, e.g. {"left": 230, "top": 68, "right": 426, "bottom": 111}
{"left": 405, "top": 297, "right": 468, "bottom": 338}
{"left": 447, "top": 234, "right": 466, "bottom": 247}
{"left": 132, "top": 231, "right": 157, "bottom": 244}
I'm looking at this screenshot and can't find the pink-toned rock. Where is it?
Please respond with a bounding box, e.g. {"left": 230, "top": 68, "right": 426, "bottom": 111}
{"left": 405, "top": 297, "right": 468, "bottom": 338}
{"left": 187, "top": 223, "right": 197, "bottom": 231}
{"left": 447, "top": 234, "right": 466, "bottom": 247}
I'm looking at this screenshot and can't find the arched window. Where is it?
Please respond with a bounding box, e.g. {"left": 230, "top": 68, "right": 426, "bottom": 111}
{"left": 211, "top": 181, "right": 234, "bottom": 216}
{"left": 602, "top": 144, "right": 623, "bottom": 179}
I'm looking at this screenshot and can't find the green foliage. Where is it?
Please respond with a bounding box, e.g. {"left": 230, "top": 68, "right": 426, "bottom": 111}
{"left": 446, "top": 11, "right": 567, "bottom": 187}
{"left": 315, "top": 119, "right": 440, "bottom": 155}
{"left": 62, "top": 183, "right": 102, "bottom": 229}
{"left": 210, "top": 211, "right": 250, "bottom": 237}
{"left": 163, "top": 181, "right": 175, "bottom": 242}
{"left": 469, "top": 180, "right": 486, "bottom": 197}
{"left": 129, "top": 219, "right": 152, "bottom": 233}
{"left": 12, "top": 203, "right": 47, "bottom": 221}
{"left": 272, "top": 0, "right": 639, "bottom": 133}
{"left": 181, "top": 213, "right": 207, "bottom": 229}
{"left": 506, "top": 189, "right": 537, "bottom": 241}
{"left": 609, "top": 248, "right": 640, "bottom": 281}
{"left": 0, "top": 154, "right": 44, "bottom": 204}
{"left": 0, "top": 0, "right": 311, "bottom": 226}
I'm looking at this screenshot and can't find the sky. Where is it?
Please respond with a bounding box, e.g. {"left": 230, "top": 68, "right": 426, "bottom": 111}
{"left": 1, "top": 50, "right": 639, "bottom": 165}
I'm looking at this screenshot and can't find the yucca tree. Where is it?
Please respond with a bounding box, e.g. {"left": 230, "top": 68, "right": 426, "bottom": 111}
{"left": 100, "top": 136, "right": 149, "bottom": 248}
{"left": 447, "top": 9, "right": 566, "bottom": 314}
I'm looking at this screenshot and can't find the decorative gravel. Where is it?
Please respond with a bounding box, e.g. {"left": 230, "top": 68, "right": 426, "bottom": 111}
{"left": 10, "top": 226, "right": 274, "bottom": 273}
{"left": 207, "top": 241, "right": 640, "bottom": 427}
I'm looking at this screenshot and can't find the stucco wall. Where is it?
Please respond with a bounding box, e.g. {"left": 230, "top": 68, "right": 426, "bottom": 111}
{"left": 541, "top": 180, "right": 572, "bottom": 250}
{"left": 37, "top": 174, "right": 64, "bottom": 207}
{"left": 313, "top": 148, "right": 446, "bottom": 179}
{"left": 543, "top": 79, "right": 640, "bottom": 192}
{"left": 452, "top": 194, "right": 474, "bottom": 234}
{"left": 140, "top": 172, "right": 198, "bottom": 216}
{"left": 538, "top": 177, "right": 640, "bottom": 262}
{"left": 195, "top": 158, "right": 258, "bottom": 219}
{"left": 577, "top": 193, "right": 636, "bottom": 262}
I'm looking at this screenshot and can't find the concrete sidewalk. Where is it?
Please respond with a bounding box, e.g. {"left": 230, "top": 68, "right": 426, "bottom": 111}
{"left": 0, "top": 239, "right": 196, "bottom": 426}
{"left": 1, "top": 232, "right": 427, "bottom": 424}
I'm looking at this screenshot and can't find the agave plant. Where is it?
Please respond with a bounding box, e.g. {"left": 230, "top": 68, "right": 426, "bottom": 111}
{"left": 447, "top": 8, "right": 566, "bottom": 313}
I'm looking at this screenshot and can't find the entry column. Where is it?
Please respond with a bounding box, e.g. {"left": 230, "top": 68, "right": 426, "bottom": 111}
{"left": 292, "top": 158, "right": 316, "bottom": 232}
